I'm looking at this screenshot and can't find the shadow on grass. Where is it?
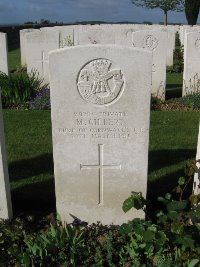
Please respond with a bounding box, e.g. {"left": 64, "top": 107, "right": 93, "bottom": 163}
{"left": 8, "top": 44, "right": 20, "bottom": 52}
{"left": 11, "top": 177, "right": 56, "bottom": 216}
{"left": 147, "top": 148, "right": 195, "bottom": 218}
{"left": 146, "top": 168, "right": 193, "bottom": 219}
{"left": 165, "top": 86, "right": 182, "bottom": 99}
{"left": 148, "top": 148, "right": 196, "bottom": 174}
{"left": 9, "top": 153, "right": 54, "bottom": 182}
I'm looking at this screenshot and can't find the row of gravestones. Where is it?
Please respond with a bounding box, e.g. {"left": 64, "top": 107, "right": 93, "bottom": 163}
{"left": 21, "top": 24, "right": 178, "bottom": 100}
{"left": 0, "top": 25, "right": 199, "bottom": 224}
{"left": 20, "top": 24, "right": 200, "bottom": 99}
{"left": 0, "top": 32, "right": 8, "bottom": 75}
{"left": 0, "top": 41, "right": 199, "bottom": 224}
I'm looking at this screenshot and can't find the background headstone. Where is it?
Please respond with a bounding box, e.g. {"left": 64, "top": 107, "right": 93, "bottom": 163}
{"left": 49, "top": 44, "right": 152, "bottom": 225}
{"left": 0, "top": 95, "right": 12, "bottom": 219}
{"left": 193, "top": 122, "right": 200, "bottom": 195}
{"left": 132, "top": 30, "right": 167, "bottom": 99}
{"left": 0, "top": 32, "right": 8, "bottom": 75}
{"left": 20, "top": 29, "right": 36, "bottom": 66}
{"left": 26, "top": 29, "right": 59, "bottom": 83}
{"left": 183, "top": 31, "right": 200, "bottom": 96}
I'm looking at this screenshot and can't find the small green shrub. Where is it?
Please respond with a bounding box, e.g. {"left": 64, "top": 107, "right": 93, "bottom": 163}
{"left": 29, "top": 87, "right": 51, "bottom": 110}
{"left": 0, "top": 70, "right": 45, "bottom": 109}
{"left": 178, "top": 91, "right": 200, "bottom": 110}
{"left": 1, "top": 161, "right": 200, "bottom": 266}
{"left": 167, "top": 33, "right": 184, "bottom": 74}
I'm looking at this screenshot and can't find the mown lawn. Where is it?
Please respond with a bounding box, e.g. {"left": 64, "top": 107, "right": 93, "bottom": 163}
{"left": 2, "top": 110, "right": 200, "bottom": 216}
{"left": 8, "top": 48, "right": 21, "bottom": 72}
{"left": 166, "top": 72, "right": 183, "bottom": 99}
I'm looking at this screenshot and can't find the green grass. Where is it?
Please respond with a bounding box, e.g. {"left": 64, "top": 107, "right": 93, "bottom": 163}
{"left": 166, "top": 72, "right": 183, "bottom": 99}
{"left": 2, "top": 110, "right": 200, "bottom": 216}
{"left": 8, "top": 48, "right": 21, "bottom": 72}
{"left": 3, "top": 110, "right": 55, "bottom": 215}
{"left": 148, "top": 112, "right": 199, "bottom": 196}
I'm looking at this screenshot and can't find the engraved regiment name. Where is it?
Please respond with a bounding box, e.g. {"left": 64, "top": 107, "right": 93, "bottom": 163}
{"left": 77, "top": 59, "right": 125, "bottom": 106}
{"left": 57, "top": 111, "right": 147, "bottom": 139}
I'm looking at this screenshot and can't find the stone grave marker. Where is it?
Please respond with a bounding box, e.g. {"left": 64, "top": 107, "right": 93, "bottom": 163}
{"left": 132, "top": 30, "right": 167, "bottom": 100}
{"left": 78, "top": 25, "right": 115, "bottom": 45}
{"left": 0, "top": 33, "right": 8, "bottom": 75}
{"left": 183, "top": 32, "right": 200, "bottom": 96}
{"left": 26, "top": 29, "right": 59, "bottom": 83}
{"left": 49, "top": 44, "right": 152, "bottom": 225}
{"left": 193, "top": 122, "right": 200, "bottom": 195}
{"left": 20, "top": 29, "right": 37, "bottom": 66}
{"left": 0, "top": 95, "right": 12, "bottom": 219}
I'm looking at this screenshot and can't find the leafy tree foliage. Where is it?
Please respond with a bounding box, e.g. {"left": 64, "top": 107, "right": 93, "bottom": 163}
{"left": 185, "top": 0, "right": 200, "bottom": 25}
{"left": 130, "top": 0, "right": 184, "bottom": 25}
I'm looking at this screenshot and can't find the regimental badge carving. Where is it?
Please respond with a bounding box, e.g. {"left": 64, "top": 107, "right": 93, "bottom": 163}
{"left": 143, "top": 35, "right": 158, "bottom": 51}
{"left": 77, "top": 59, "right": 125, "bottom": 106}
{"left": 195, "top": 38, "right": 200, "bottom": 49}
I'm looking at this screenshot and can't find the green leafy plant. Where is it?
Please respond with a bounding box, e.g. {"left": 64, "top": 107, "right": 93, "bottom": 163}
{"left": 122, "top": 160, "right": 200, "bottom": 266}
{"left": 172, "top": 32, "right": 184, "bottom": 73}
{"left": 0, "top": 70, "right": 45, "bottom": 109}
{"left": 18, "top": 223, "right": 85, "bottom": 267}
{"left": 177, "top": 91, "right": 200, "bottom": 110}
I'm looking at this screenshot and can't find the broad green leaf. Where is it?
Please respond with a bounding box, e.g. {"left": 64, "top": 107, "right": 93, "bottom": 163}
{"left": 165, "top": 193, "right": 172, "bottom": 200}
{"left": 167, "top": 200, "right": 188, "bottom": 212}
{"left": 188, "top": 259, "right": 199, "bottom": 267}
{"left": 178, "top": 176, "right": 185, "bottom": 186}
{"left": 176, "top": 235, "right": 194, "bottom": 249}
{"left": 167, "top": 210, "right": 178, "bottom": 220}
{"left": 143, "top": 230, "right": 155, "bottom": 241}
{"left": 171, "top": 223, "right": 184, "bottom": 235}
{"left": 122, "top": 196, "right": 133, "bottom": 213}
{"left": 195, "top": 205, "right": 200, "bottom": 219}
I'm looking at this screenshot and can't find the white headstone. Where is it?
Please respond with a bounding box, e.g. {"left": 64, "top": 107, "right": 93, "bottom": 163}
{"left": 78, "top": 25, "right": 116, "bottom": 45}
{"left": 53, "top": 25, "right": 79, "bottom": 46}
{"left": 132, "top": 30, "right": 167, "bottom": 99}
{"left": 193, "top": 122, "right": 200, "bottom": 195}
{"left": 0, "top": 33, "right": 8, "bottom": 75}
{"left": 26, "top": 29, "right": 59, "bottom": 83}
{"left": 0, "top": 95, "right": 12, "bottom": 219}
{"left": 20, "top": 29, "right": 37, "bottom": 66}
{"left": 49, "top": 45, "right": 152, "bottom": 225}
{"left": 183, "top": 32, "right": 200, "bottom": 96}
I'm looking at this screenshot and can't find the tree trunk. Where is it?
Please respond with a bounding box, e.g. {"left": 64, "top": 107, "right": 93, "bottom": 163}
{"left": 185, "top": 0, "right": 200, "bottom": 26}
{"left": 164, "top": 10, "right": 168, "bottom": 26}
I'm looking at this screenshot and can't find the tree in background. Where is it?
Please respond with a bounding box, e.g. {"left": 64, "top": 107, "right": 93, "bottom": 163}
{"left": 130, "top": 0, "right": 184, "bottom": 25}
{"left": 185, "top": 0, "right": 200, "bottom": 26}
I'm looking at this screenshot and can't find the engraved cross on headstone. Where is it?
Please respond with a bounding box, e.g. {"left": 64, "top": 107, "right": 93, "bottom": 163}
{"left": 80, "top": 144, "right": 121, "bottom": 206}
{"left": 42, "top": 51, "right": 48, "bottom": 77}
{"left": 34, "top": 51, "right": 48, "bottom": 77}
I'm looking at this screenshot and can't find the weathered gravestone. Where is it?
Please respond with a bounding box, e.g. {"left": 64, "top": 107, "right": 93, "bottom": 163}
{"left": 183, "top": 32, "right": 200, "bottom": 96}
{"left": 193, "top": 122, "right": 200, "bottom": 195}
{"left": 20, "top": 29, "right": 37, "bottom": 66}
{"left": 26, "top": 29, "right": 59, "bottom": 83}
{"left": 49, "top": 45, "right": 152, "bottom": 225}
{"left": 0, "top": 95, "right": 12, "bottom": 219}
{"left": 78, "top": 25, "right": 116, "bottom": 45}
{"left": 132, "top": 30, "right": 167, "bottom": 100}
{"left": 0, "top": 32, "right": 8, "bottom": 75}
{"left": 53, "top": 25, "right": 77, "bottom": 47}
